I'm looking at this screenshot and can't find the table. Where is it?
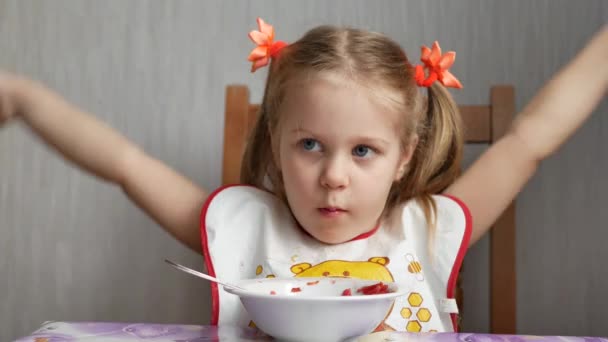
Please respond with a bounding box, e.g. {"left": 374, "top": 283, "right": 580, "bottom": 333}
{"left": 14, "top": 321, "right": 607, "bottom": 342}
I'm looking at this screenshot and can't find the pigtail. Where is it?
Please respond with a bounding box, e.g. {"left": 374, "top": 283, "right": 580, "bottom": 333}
{"left": 241, "top": 57, "right": 272, "bottom": 182}
{"left": 415, "top": 82, "right": 463, "bottom": 195}
{"left": 389, "top": 82, "right": 463, "bottom": 203}
{"left": 240, "top": 104, "right": 273, "bottom": 187}
{"left": 399, "top": 82, "right": 464, "bottom": 248}
{"left": 240, "top": 62, "right": 285, "bottom": 197}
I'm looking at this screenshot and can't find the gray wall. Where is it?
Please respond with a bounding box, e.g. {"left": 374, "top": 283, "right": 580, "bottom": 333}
{"left": 1, "top": 1, "right": 606, "bottom": 340}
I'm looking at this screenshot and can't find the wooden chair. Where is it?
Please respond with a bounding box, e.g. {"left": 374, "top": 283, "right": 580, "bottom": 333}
{"left": 221, "top": 84, "right": 516, "bottom": 334}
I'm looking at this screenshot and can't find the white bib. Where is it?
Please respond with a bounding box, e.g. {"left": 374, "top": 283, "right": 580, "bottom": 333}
{"left": 200, "top": 185, "right": 471, "bottom": 333}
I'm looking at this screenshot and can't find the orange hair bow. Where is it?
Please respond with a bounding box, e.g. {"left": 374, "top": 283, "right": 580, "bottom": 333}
{"left": 248, "top": 17, "right": 288, "bottom": 73}
{"left": 414, "top": 41, "right": 463, "bottom": 89}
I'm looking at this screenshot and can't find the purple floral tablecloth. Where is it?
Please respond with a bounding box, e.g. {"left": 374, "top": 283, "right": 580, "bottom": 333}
{"left": 14, "top": 321, "right": 607, "bottom": 342}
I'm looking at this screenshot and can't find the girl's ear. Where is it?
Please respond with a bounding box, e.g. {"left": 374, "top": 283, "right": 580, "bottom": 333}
{"left": 395, "top": 135, "right": 419, "bottom": 181}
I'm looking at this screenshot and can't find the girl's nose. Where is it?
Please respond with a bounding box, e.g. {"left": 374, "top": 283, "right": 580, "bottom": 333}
{"left": 320, "top": 155, "right": 350, "bottom": 190}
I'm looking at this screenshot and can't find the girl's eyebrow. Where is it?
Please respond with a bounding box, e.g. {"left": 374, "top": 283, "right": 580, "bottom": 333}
{"left": 290, "top": 128, "right": 389, "bottom": 147}
{"left": 290, "top": 127, "right": 315, "bottom": 136}
{"left": 351, "top": 136, "right": 390, "bottom": 148}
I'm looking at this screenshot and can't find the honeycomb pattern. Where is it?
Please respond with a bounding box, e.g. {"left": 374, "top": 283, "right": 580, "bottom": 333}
{"left": 402, "top": 292, "right": 436, "bottom": 332}
{"left": 406, "top": 320, "right": 422, "bottom": 332}
{"left": 416, "top": 308, "right": 432, "bottom": 322}
{"left": 407, "top": 293, "right": 423, "bottom": 307}
{"left": 400, "top": 308, "right": 412, "bottom": 319}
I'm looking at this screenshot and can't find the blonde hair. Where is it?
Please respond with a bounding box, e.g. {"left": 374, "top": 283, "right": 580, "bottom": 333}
{"left": 241, "top": 25, "right": 463, "bottom": 235}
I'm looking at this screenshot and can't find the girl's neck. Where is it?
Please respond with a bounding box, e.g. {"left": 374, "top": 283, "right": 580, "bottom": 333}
{"left": 294, "top": 218, "right": 383, "bottom": 244}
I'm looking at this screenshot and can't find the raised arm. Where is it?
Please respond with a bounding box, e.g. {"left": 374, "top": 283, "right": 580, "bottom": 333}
{"left": 446, "top": 26, "right": 608, "bottom": 245}
{"left": 1, "top": 74, "right": 207, "bottom": 253}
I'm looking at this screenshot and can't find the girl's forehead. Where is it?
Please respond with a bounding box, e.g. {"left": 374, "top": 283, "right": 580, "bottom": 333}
{"left": 276, "top": 81, "right": 406, "bottom": 144}
{"left": 280, "top": 74, "right": 406, "bottom": 129}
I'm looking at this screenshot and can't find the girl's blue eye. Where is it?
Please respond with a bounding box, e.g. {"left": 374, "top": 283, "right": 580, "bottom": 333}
{"left": 301, "top": 138, "right": 320, "bottom": 151}
{"left": 353, "top": 145, "right": 372, "bottom": 157}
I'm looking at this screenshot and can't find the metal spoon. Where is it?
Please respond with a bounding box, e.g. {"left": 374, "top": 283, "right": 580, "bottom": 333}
{"left": 164, "top": 259, "right": 246, "bottom": 292}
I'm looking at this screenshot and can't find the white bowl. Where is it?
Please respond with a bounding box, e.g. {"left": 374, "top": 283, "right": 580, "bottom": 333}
{"left": 224, "top": 277, "right": 405, "bottom": 342}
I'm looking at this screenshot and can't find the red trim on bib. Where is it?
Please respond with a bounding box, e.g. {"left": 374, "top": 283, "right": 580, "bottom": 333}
{"left": 441, "top": 194, "right": 473, "bottom": 332}
{"left": 200, "top": 184, "right": 251, "bottom": 325}
{"left": 348, "top": 222, "right": 381, "bottom": 241}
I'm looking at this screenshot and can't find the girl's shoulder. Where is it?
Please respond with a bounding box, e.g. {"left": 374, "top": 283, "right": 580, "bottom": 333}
{"left": 393, "top": 194, "right": 473, "bottom": 284}
{"left": 398, "top": 194, "right": 472, "bottom": 231}
{"left": 201, "top": 184, "right": 289, "bottom": 225}
{"left": 204, "top": 184, "right": 275, "bottom": 205}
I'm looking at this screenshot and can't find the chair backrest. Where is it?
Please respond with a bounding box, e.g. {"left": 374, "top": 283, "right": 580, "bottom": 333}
{"left": 222, "top": 84, "right": 516, "bottom": 334}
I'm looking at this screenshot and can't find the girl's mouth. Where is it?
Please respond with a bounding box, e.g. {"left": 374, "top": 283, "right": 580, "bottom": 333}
{"left": 318, "top": 207, "right": 346, "bottom": 217}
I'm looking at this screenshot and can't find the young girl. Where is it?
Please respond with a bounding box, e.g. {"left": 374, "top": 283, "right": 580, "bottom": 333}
{"left": 0, "top": 18, "right": 606, "bottom": 333}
